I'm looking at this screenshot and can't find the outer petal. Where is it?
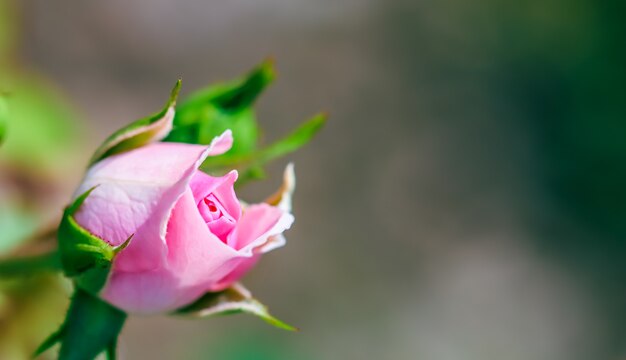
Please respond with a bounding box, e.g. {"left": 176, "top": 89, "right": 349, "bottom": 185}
{"left": 206, "top": 204, "right": 294, "bottom": 292}
{"left": 102, "top": 188, "right": 241, "bottom": 313}
{"left": 208, "top": 166, "right": 297, "bottom": 290}
{"left": 74, "top": 130, "right": 233, "bottom": 273}
{"left": 228, "top": 204, "right": 293, "bottom": 253}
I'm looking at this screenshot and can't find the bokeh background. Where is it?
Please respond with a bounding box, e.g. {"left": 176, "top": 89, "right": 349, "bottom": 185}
{"left": 1, "top": 0, "right": 626, "bottom": 359}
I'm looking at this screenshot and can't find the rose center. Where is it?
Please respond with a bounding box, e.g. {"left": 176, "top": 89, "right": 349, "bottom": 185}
{"left": 206, "top": 201, "right": 218, "bottom": 213}
{"left": 197, "top": 194, "right": 236, "bottom": 242}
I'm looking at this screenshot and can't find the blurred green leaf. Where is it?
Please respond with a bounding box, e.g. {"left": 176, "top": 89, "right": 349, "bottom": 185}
{"left": 0, "top": 95, "right": 7, "bottom": 145}
{"left": 175, "top": 283, "right": 297, "bottom": 331}
{"left": 58, "top": 187, "right": 130, "bottom": 294}
{"left": 0, "top": 202, "right": 38, "bottom": 254}
{"left": 89, "top": 80, "right": 180, "bottom": 165}
{"left": 0, "top": 73, "right": 81, "bottom": 172}
{"left": 0, "top": 252, "right": 61, "bottom": 276}
{"left": 202, "top": 113, "right": 326, "bottom": 184}
{"left": 36, "top": 288, "right": 126, "bottom": 360}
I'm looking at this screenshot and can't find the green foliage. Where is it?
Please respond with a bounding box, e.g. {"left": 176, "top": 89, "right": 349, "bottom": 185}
{"left": 0, "top": 95, "right": 7, "bottom": 145}
{"left": 165, "top": 60, "right": 273, "bottom": 148}
{"left": 165, "top": 60, "right": 325, "bottom": 184}
{"left": 175, "top": 283, "right": 296, "bottom": 331}
{"left": 89, "top": 80, "right": 181, "bottom": 165}
{"left": 35, "top": 288, "right": 126, "bottom": 360}
{"left": 0, "top": 74, "right": 81, "bottom": 172}
{"left": 201, "top": 113, "right": 326, "bottom": 184}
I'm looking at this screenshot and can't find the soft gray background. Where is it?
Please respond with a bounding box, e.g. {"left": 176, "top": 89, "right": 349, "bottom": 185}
{"left": 12, "top": 0, "right": 626, "bottom": 359}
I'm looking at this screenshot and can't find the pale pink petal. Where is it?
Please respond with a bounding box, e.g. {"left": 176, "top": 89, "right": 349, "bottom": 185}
{"left": 103, "top": 188, "right": 242, "bottom": 313}
{"left": 228, "top": 203, "right": 294, "bottom": 254}
{"left": 101, "top": 268, "right": 181, "bottom": 314}
{"left": 75, "top": 130, "right": 233, "bottom": 272}
{"left": 209, "top": 255, "right": 260, "bottom": 291}
{"left": 189, "top": 170, "right": 240, "bottom": 221}
{"left": 208, "top": 204, "right": 293, "bottom": 290}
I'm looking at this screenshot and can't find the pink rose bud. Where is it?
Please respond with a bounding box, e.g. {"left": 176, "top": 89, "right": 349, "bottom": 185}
{"left": 71, "top": 130, "right": 294, "bottom": 314}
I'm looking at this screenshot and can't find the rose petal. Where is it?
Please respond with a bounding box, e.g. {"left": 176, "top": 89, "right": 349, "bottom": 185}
{"left": 75, "top": 130, "right": 233, "bottom": 272}
{"left": 208, "top": 204, "right": 293, "bottom": 291}
{"left": 228, "top": 203, "right": 294, "bottom": 254}
{"left": 101, "top": 188, "right": 243, "bottom": 313}
{"left": 189, "top": 170, "right": 240, "bottom": 222}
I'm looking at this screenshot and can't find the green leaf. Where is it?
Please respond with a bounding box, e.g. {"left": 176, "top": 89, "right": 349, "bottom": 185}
{"left": 0, "top": 201, "right": 39, "bottom": 254}
{"left": 0, "top": 72, "right": 82, "bottom": 174}
{"left": 36, "top": 288, "right": 126, "bottom": 360}
{"left": 175, "top": 283, "right": 297, "bottom": 331}
{"left": 165, "top": 61, "right": 325, "bottom": 186}
{"left": 177, "top": 59, "right": 275, "bottom": 114}
{"left": 164, "top": 60, "right": 275, "bottom": 159}
{"left": 0, "top": 94, "right": 7, "bottom": 145}
{"left": 34, "top": 323, "right": 66, "bottom": 357}
{"left": 89, "top": 80, "right": 181, "bottom": 165}
{"left": 57, "top": 187, "right": 129, "bottom": 294}
{"left": 201, "top": 112, "right": 326, "bottom": 184}
{"left": 106, "top": 337, "right": 118, "bottom": 360}
{"left": 261, "top": 112, "right": 325, "bottom": 159}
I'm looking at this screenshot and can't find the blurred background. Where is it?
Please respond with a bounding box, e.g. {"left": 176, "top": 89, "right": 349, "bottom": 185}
{"left": 1, "top": 0, "right": 626, "bottom": 359}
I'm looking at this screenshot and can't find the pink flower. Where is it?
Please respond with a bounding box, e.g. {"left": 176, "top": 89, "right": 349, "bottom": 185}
{"left": 71, "top": 130, "right": 294, "bottom": 314}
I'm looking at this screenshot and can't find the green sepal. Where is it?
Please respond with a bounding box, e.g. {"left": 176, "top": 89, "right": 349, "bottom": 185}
{"left": 58, "top": 187, "right": 130, "bottom": 294}
{"left": 176, "top": 59, "right": 274, "bottom": 114}
{"left": 164, "top": 62, "right": 325, "bottom": 185}
{"left": 201, "top": 112, "right": 326, "bottom": 185}
{"left": 0, "top": 93, "right": 7, "bottom": 145}
{"left": 89, "top": 80, "right": 181, "bottom": 165}
{"left": 174, "top": 283, "right": 297, "bottom": 331}
{"left": 34, "top": 323, "right": 66, "bottom": 356}
{"left": 35, "top": 288, "right": 127, "bottom": 360}
{"left": 164, "top": 60, "right": 274, "bottom": 157}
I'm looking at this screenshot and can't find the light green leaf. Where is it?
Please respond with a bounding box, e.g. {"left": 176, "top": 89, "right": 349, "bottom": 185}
{"left": 0, "top": 73, "right": 82, "bottom": 173}
{"left": 0, "top": 201, "right": 39, "bottom": 253}
{"left": 0, "top": 94, "right": 7, "bottom": 145}
{"left": 248, "top": 112, "right": 326, "bottom": 166}
{"left": 177, "top": 59, "right": 275, "bottom": 114}
{"left": 36, "top": 289, "right": 126, "bottom": 360}
{"left": 89, "top": 80, "right": 181, "bottom": 165}
{"left": 165, "top": 61, "right": 325, "bottom": 186}
{"left": 201, "top": 113, "right": 326, "bottom": 184}
{"left": 34, "top": 322, "right": 66, "bottom": 357}
{"left": 175, "top": 283, "right": 297, "bottom": 331}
